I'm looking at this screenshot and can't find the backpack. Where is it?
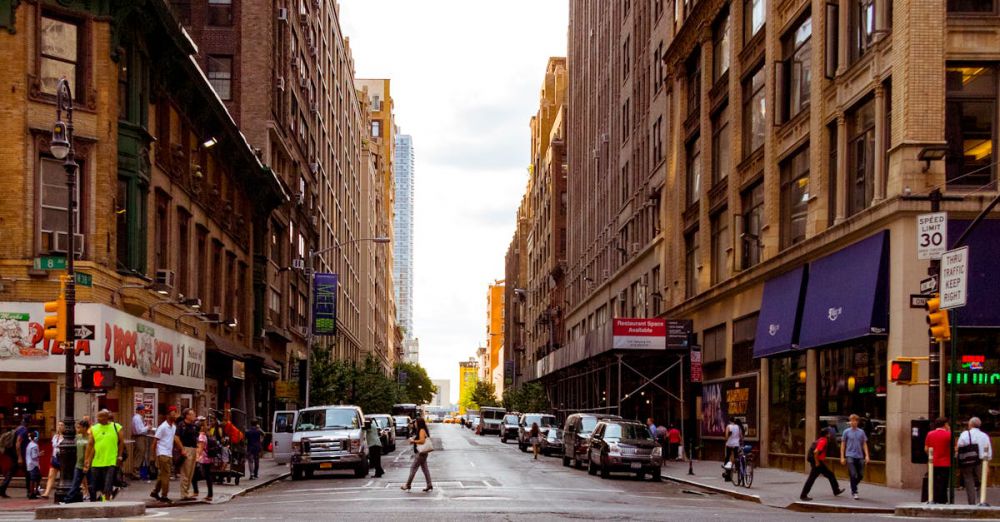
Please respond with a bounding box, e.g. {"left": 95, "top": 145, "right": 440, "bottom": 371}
{"left": 806, "top": 439, "right": 819, "bottom": 466}
{"left": 0, "top": 429, "right": 15, "bottom": 453}
{"left": 207, "top": 435, "right": 222, "bottom": 458}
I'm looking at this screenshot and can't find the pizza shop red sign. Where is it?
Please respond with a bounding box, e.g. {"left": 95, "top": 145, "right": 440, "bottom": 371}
{"left": 612, "top": 318, "right": 667, "bottom": 350}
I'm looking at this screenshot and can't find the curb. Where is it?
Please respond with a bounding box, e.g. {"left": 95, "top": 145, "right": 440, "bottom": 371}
{"left": 144, "top": 471, "right": 289, "bottom": 509}
{"left": 663, "top": 475, "right": 763, "bottom": 504}
{"left": 895, "top": 503, "right": 1000, "bottom": 519}
{"left": 35, "top": 501, "right": 145, "bottom": 520}
{"left": 785, "top": 501, "right": 894, "bottom": 514}
{"left": 227, "top": 471, "right": 290, "bottom": 501}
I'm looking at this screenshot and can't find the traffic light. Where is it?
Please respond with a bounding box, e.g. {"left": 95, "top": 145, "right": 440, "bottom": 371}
{"left": 43, "top": 284, "right": 67, "bottom": 343}
{"left": 925, "top": 294, "right": 951, "bottom": 342}
{"left": 82, "top": 368, "right": 115, "bottom": 390}
{"left": 890, "top": 360, "right": 915, "bottom": 384}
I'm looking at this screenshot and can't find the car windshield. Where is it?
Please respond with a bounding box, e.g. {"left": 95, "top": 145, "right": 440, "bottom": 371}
{"left": 524, "top": 415, "right": 555, "bottom": 427}
{"left": 482, "top": 409, "right": 506, "bottom": 420}
{"left": 295, "top": 409, "right": 359, "bottom": 432}
{"left": 504, "top": 415, "right": 520, "bottom": 424}
{"left": 580, "top": 417, "right": 599, "bottom": 433}
{"left": 603, "top": 423, "right": 651, "bottom": 441}
{"left": 393, "top": 416, "right": 410, "bottom": 425}
{"left": 369, "top": 416, "right": 389, "bottom": 428}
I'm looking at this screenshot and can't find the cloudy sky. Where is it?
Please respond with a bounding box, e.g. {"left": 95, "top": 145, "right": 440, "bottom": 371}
{"left": 339, "top": 1, "right": 569, "bottom": 403}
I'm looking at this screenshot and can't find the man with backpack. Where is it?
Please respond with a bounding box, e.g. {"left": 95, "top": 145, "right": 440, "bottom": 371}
{"left": 800, "top": 427, "right": 845, "bottom": 501}
{"left": 0, "top": 417, "right": 30, "bottom": 498}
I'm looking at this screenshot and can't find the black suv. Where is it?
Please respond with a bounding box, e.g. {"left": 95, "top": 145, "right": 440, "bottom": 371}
{"left": 500, "top": 413, "right": 520, "bottom": 443}
{"left": 586, "top": 419, "right": 662, "bottom": 480}
{"left": 561, "top": 413, "right": 621, "bottom": 469}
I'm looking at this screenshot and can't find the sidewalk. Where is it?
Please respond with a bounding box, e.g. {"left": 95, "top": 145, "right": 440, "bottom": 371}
{"left": 0, "top": 457, "right": 288, "bottom": 512}
{"left": 661, "top": 459, "right": 1000, "bottom": 514}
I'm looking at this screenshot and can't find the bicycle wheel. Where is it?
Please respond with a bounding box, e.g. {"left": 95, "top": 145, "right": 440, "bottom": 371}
{"left": 743, "top": 457, "right": 754, "bottom": 488}
{"left": 734, "top": 458, "right": 745, "bottom": 487}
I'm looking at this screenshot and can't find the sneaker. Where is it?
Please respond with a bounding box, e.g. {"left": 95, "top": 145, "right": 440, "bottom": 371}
{"left": 800, "top": 496, "right": 813, "bottom": 501}
{"left": 149, "top": 492, "right": 160, "bottom": 501}
{"left": 834, "top": 488, "right": 846, "bottom": 496}
{"left": 853, "top": 493, "right": 860, "bottom": 500}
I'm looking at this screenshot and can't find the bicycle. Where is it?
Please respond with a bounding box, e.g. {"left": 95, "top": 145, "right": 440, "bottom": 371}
{"left": 734, "top": 443, "right": 754, "bottom": 488}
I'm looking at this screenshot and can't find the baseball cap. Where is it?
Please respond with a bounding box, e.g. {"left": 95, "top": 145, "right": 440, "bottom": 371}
{"left": 136, "top": 404, "right": 146, "bottom": 411}
{"left": 167, "top": 405, "right": 178, "bottom": 413}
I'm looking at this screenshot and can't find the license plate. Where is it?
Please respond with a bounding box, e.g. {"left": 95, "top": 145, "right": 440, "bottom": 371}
{"left": 630, "top": 462, "right": 642, "bottom": 470}
{"left": 319, "top": 463, "right": 333, "bottom": 469}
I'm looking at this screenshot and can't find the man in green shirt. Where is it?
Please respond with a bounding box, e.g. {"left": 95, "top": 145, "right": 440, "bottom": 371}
{"left": 62, "top": 419, "right": 90, "bottom": 503}
{"left": 84, "top": 410, "right": 124, "bottom": 502}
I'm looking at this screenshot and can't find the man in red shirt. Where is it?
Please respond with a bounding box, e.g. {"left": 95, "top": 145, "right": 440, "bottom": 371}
{"left": 800, "top": 427, "right": 845, "bottom": 501}
{"left": 667, "top": 424, "right": 682, "bottom": 460}
{"left": 924, "top": 417, "right": 951, "bottom": 504}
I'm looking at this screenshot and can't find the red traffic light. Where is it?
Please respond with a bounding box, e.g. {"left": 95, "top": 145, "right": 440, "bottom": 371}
{"left": 82, "top": 368, "right": 116, "bottom": 390}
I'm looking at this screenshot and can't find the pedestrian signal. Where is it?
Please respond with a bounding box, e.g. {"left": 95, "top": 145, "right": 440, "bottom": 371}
{"left": 890, "top": 360, "right": 914, "bottom": 384}
{"left": 82, "top": 368, "right": 115, "bottom": 390}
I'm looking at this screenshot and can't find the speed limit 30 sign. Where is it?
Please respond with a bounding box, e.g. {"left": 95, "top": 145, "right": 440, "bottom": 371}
{"left": 917, "top": 212, "right": 948, "bottom": 260}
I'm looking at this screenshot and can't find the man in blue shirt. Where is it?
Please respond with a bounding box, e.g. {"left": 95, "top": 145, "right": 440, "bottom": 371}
{"left": 839, "top": 414, "right": 870, "bottom": 500}
{"left": 0, "top": 417, "right": 30, "bottom": 498}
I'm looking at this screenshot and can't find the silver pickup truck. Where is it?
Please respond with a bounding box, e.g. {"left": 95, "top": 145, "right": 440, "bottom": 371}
{"left": 290, "top": 405, "right": 369, "bottom": 480}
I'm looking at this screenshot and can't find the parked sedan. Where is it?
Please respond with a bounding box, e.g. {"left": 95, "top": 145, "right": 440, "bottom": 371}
{"left": 540, "top": 428, "right": 564, "bottom": 456}
{"left": 586, "top": 419, "right": 662, "bottom": 481}
{"left": 365, "top": 414, "right": 396, "bottom": 453}
{"left": 393, "top": 415, "right": 412, "bottom": 438}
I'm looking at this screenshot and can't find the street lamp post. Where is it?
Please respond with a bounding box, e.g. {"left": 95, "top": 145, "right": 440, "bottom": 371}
{"left": 49, "top": 78, "right": 78, "bottom": 503}
{"left": 303, "top": 237, "right": 389, "bottom": 407}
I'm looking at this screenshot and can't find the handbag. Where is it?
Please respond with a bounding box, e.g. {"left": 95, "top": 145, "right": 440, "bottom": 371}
{"left": 958, "top": 431, "right": 980, "bottom": 466}
{"left": 417, "top": 437, "right": 434, "bottom": 454}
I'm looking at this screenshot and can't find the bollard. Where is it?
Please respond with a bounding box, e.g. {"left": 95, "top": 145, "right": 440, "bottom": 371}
{"left": 981, "top": 459, "right": 989, "bottom": 506}
{"left": 927, "top": 447, "right": 934, "bottom": 504}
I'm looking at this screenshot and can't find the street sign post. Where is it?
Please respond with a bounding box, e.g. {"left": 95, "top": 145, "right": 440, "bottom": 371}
{"left": 917, "top": 212, "right": 948, "bottom": 260}
{"left": 940, "top": 247, "right": 969, "bottom": 310}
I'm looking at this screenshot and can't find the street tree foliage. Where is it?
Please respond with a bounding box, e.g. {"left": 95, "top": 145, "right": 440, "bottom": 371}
{"left": 394, "top": 362, "right": 436, "bottom": 405}
{"left": 309, "top": 345, "right": 436, "bottom": 413}
{"left": 469, "top": 381, "right": 500, "bottom": 409}
{"left": 502, "top": 382, "right": 551, "bottom": 413}
{"left": 459, "top": 382, "right": 477, "bottom": 412}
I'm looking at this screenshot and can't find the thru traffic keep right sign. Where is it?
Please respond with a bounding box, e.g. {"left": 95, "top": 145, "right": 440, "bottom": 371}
{"left": 940, "top": 246, "right": 969, "bottom": 310}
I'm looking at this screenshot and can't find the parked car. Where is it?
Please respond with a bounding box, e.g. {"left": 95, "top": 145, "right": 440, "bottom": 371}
{"left": 561, "top": 413, "right": 621, "bottom": 468}
{"left": 393, "top": 415, "right": 412, "bottom": 438}
{"left": 500, "top": 413, "right": 521, "bottom": 443}
{"left": 586, "top": 419, "right": 662, "bottom": 481}
{"left": 365, "top": 414, "right": 396, "bottom": 453}
{"left": 518, "top": 413, "right": 557, "bottom": 452}
{"left": 290, "top": 405, "right": 369, "bottom": 480}
{"left": 540, "top": 427, "right": 564, "bottom": 456}
{"left": 479, "top": 406, "right": 506, "bottom": 435}
{"left": 465, "top": 411, "right": 480, "bottom": 429}
{"left": 470, "top": 416, "right": 482, "bottom": 433}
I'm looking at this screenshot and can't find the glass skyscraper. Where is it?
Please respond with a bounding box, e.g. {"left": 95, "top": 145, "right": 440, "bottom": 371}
{"left": 394, "top": 134, "right": 415, "bottom": 343}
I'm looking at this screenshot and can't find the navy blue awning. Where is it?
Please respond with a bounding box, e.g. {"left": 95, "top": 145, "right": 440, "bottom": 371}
{"left": 753, "top": 266, "right": 807, "bottom": 358}
{"left": 798, "top": 231, "right": 889, "bottom": 349}
{"left": 949, "top": 219, "right": 1000, "bottom": 327}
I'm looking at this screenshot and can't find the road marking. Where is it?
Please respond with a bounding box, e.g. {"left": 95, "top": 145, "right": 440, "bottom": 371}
{"left": 363, "top": 479, "right": 373, "bottom": 487}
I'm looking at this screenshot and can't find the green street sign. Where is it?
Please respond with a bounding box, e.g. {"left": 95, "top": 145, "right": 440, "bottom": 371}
{"left": 33, "top": 256, "right": 67, "bottom": 271}
{"left": 75, "top": 272, "right": 92, "bottom": 287}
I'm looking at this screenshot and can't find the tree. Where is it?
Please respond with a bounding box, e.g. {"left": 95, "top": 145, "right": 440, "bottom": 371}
{"left": 470, "top": 381, "right": 499, "bottom": 408}
{"left": 353, "top": 356, "right": 399, "bottom": 414}
{"left": 502, "top": 382, "right": 550, "bottom": 413}
{"left": 308, "top": 345, "right": 353, "bottom": 407}
{"left": 394, "top": 362, "right": 436, "bottom": 405}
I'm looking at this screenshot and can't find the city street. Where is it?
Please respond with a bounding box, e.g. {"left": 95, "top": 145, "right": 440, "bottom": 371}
{"left": 134, "top": 424, "right": 872, "bottom": 521}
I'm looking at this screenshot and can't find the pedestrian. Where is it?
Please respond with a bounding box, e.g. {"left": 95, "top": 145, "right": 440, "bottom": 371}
{"left": 195, "top": 420, "right": 214, "bottom": 502}
{"left": 529, "top": 422, "right": 541, "bottom": 460}
{"left": 132, "top": 405, "right": 150, "bottom": 479}
{"left": 25, "top": 431, "right": 41, "bottom": 499}
{"left": 84, "top": 409, "right": 124, "bottom": 502}
{"left": 667, "top": 424, "right": 682, "bottom": 461}
{"left": 840, "top": 414, "right": 870, "bottom": 500}
{"left": 401, "top": 417, "right": 432, "bottom": 492}
{"left": 800, "top": 427, "right": 845, "bottom": 501}
{"left": 723, "top": 418, "right": 743, "bottom": 480}
{"left": 956, "top": 416, "right": 993, "bottom": 506}
{"left": 63, "top": 420, "right": 91, "bottom": 503}
{"left": 150, "top": 406, "right": 180, "bottom": 503}
{"left": 245, "top": 419, "right": 263, "bottom": 480}
{"left": 365, "top": 418, "right": 384, "bottom": 478}
{"left": 655, "top": 424, "right": 668, "bottom": 459}
{"left": 924, "top": 417, "right": 951, "bottom": 504}
{"left": 177, "top": 408, "right": 199, "bottom": 500}
{"left": 646, "top": 418, "right": 658, "bottom": 440}
{"left": 0, "top": 417, "right": 30, "bottom": 498}
{"left": 40, "top": 421, "right": 64, "bottom": 498}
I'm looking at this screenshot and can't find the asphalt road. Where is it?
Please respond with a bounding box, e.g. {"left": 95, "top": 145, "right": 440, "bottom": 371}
{"left": 105, "top": 423, "right": 912, "bottom": 521}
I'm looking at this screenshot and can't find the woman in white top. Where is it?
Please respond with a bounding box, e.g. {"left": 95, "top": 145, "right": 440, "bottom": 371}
{"left": 723, "top": 419, "right": 743, "bottom": 475}
{"left": 40, "top": 421, "right": 64, "bottom": 498}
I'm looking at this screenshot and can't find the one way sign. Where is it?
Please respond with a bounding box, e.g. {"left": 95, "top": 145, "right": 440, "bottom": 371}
{"left": 74, "top": 324, "right": 95, "bottom": 340}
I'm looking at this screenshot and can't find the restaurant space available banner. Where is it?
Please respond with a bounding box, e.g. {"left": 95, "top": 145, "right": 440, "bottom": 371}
{"left": 700, "top": 373, "right": 759, "bottom": 440}
{"left": 312, "top": 273, "right": 338, "bottom": 335}
{"left": 612, "top": 318, "right": 666, "bottom": 349}
{"left": 0, "top": 302, "right": 205, "bottom": 390}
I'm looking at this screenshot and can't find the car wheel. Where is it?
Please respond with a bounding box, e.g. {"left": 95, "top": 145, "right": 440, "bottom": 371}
{"left": 291, "top": 466, "right": 303, "bottom": 481}
{"left": 635, "top": 470, "right": 644, "bottom": 480}
{"left": 501, "top": 436, "right": 506, "bottom": 443}
{"left": 651, "top": 468, "right": 662, "bottom": 482}
{"left": 574, "top": 458, "right": 583, "bottom": 470}
{"left": 600, "top": 463, "right": 610, "bottom": 479}
{"left": 355, "top": 460, "right": 370, "bottom": 478}
{"left": 304, "top": 469, "right": 314, "bottom": 479}
{"left": 587, "top": 459, "right": 597, "bottom": 475}
{"left": 519, "top": 442, "right": 527, "bottom": 452}
{"left": 562, "top": 455, "right": 570, "bottom": 467}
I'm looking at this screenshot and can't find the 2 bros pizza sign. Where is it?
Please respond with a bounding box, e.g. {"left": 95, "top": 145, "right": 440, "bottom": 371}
{"left": 0, "top": 302, "right": 205, "bottom": 390}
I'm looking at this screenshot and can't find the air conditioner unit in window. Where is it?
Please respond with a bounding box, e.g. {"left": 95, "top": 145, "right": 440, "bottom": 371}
{"left": 601, "top": 269, "right": 609, "bottom": 280}
{"left": 631, "top": 242, "right": 641, "bottom": 255}
{"left": 299, "top": 77, "right": 308, "bottom": 88}
{"left": 293, "top": 192, "right": 305, "bottom": 206}
{"left": 291, "top": 258, "right": 305, "bottom": 270}
{"left": 46, "top": 231, "right": 85, "bottom": 257}
{"left": 277, "top": 7, "right": 288, "bottom": 21}
{"left": 276, "top": 76, "right": 285, "bottom": 91}
{"left": 309, "top": 162, "right": 319, "bottom": 174}
{"left": 310, "top": 102, "right": 318, "bottom": 114}
{"left": 601, "top": 133, "right": 609, "bottom": 143}
{"left": 309, "top": 45, "right": 316, "bottom": 57}
{"left": 298, "top": 12, "right": 308, "bottom": 24}
{"left": 155, "top": 269, "right": 175, "bottom": 289}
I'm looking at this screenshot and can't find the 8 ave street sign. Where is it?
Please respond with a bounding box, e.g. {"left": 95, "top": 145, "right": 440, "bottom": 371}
{"left": 917, "top": 212, "right": 948, "bottom": 260}
{"left": 940, "top": 246, "right": 969, "bottom": 310}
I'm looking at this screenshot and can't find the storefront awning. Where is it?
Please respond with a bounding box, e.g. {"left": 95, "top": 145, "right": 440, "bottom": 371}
{"left": 798, "top": 231, "right": 889, "bottom": 349}
{"left": 206, "top": 332, "right": 251, "bottom": 360}
{"left": 949, "top": 219, "right": 1000, "bottom": 327}
{"left": 753, "top": 266, "right": 807, "bottom": 358}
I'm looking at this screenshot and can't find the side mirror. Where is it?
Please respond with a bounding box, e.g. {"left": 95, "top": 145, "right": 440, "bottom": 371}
{"left": 364, "top": 420, "right": 372, "bottom": 430}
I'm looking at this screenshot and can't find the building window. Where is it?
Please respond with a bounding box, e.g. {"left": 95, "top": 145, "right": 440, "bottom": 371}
{"left": 780, "top": 14, "right": 812, "bottom": 122}
{"left": 687, "top": 50, "right": 701, "bottom": 117}
{"left": 207, "top": 56, "right": 233, "bottom": 101}
{"left": 686, "top": 135, "right": 702, "bottom": 207}
{"left": 685, "top": 228, "right": 699, "bottom": 298}
{"left": 768, "top": 353, "right": 807, "bottom": 457}
{"left": 655, "top": 41, "right": 664, "bottom": 91}
{"left": 781, "top": 146, "right": 810, "bottom": 248}
{"left": 851, "top": 0, "right": 877, "bottom": 62}
{"left": 743, "top": 66, "right": 766, "bottom": 157}
{"left": 653, "top": 116, "right": 664, "bottom": 164}
{"left": 177, "top": 211, "right": 190, "bottom": 297}
{"left": 817, "top": 340, "right": 888, "bottom": 461}
{"left": 39, "top": 157, "right": 82, "bottom": 255}
{"left": 208, "top": 0, "right": 233, "bottom": 26}
{"left": 116, "top": 175, "right": 147, "bottom": 274}
{"left": 712, "top": 104, "right": 731, "bottom": 184}
{"left": 371, "top": 119, "right": 381, "bottom": 138}
{"left": 623, "top": 35, "right": 631, "bottom": 79}
{"left": 651, "top": 266, "right": 661, "bottom": 316}
{"left": 732, "top": 313, "right": 759, "bottom": 375}
{"left": 713, "top": 11, "right": 731, "bottom": 82}
{"left": 948, "top": 0, "right": 995, "bottom": 11}
{"left": 828, "top": 123, "right": 838, "bottom": 226}
{"left": 744, "top": 0, "right": 766, "bottom": 42}
{"left": 39, "top": 15, "right": 81, "bottom": 97}
{"left": 711, "top": 208, "right": 731, "bottom": 285}
{"left": 154, "top": 192, "right": 170, "bottom": 270}
{"left": 847, "top": 97, "right": 876, "bottom": 216}
{"left": 622, "top": 98, "right": 631, "bottom": 142}
{"left": 741, "top": 181, "right": 764, "bottom": 269}
{"left": 196, "top": 227, "right": 208, "bottom": 301}
{"left": 212, "top": 240, "right": 224, "bottom": 313}
{"left": 703, "top": 323, "right": 727, "bottom": 380}
{"left": 946, "top": 65, "right": 997, "bottom": 190}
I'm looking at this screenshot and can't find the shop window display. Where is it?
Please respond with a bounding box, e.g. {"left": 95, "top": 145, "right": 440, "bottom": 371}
{"left": 945, "top": 329, "right": 1000, "bottom": 434}
{"left": 768, "top": 353, "right": 807, "bottom": 457}
{"left": 816, "top": 341, "right": 887, "bottom": 461}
